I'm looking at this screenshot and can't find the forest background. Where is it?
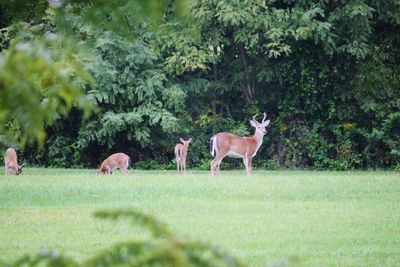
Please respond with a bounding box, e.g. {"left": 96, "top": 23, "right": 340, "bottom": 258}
{"left": 0, "top": 0, "right": 399, "bottom": 171}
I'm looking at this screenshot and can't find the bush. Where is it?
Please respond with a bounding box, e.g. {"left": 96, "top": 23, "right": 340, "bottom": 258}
{"left": 5, "top": 209, "right": 246, "bottom": 267}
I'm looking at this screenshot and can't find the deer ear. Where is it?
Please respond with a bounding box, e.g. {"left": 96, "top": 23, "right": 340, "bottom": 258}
{"left": 179, "top": 138, "right": 185, "bottom": 143}
{"left": 20, "top": 162, "right": 26, "bottom": 168}
{"left": 250, "top": 120, "right": 258, "bottom": 128}
{"left": 264, "top": 120, "right": 271, "bottom": 127}
{"left": 188, "top": 138, "right": 192, "bottom": 143}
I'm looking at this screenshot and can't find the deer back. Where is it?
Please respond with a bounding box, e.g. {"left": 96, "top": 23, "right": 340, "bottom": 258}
{"left": 215, "top": 132, "right": 258, "bottom": 156}
{"left": 101, "top": 153, "right": 130, "bottom": 169}
{"left": 5, "top": 148, "right": 18, "bottom": 164}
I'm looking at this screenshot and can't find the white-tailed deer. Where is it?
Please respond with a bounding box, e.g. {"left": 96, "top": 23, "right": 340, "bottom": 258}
{"left": 174, "top": 138, "right": 192, "bottom": 174}
{"left": 97, "top": 153, "right": 131, "bottom": 175}
{"left": 210, "top": 113, "right": 270, "bottom": 176}
{"left": 4, "top": 148, "right": 25, "bottom": 175}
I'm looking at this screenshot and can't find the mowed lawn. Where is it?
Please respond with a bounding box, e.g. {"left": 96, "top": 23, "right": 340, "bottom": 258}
{"left": 0, "top": 169, "right": 399, "bottom": 266}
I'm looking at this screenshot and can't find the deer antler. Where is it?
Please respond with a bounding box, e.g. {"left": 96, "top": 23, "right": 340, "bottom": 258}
{"left": 261, "top": 113, "right": 267, "bottom": 123}
{"left": 252, "top": 114, "right": 258, "bottom": 122}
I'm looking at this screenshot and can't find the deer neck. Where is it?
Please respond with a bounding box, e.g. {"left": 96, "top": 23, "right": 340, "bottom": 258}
{"left": 181, "top": 144, "right": 188, "bottom": 154}
{"left": 252, "top": 131, "right": 264, "bottom": 155}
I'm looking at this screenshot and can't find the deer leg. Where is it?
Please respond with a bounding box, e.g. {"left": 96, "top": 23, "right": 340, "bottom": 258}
{"left": 216, "top": 155, "right": 227, "bottom": 175}
{"left": 216, "top": 161, "right": 221, "bottom": 175}
{"left": 211, "top": 156, "right": 222, "bottom": 175}
{"left": 243, "top": 156, "right": 249, "bottom": 174}
{"left": 176, "top": 158, "right": 180, "bottom": 174}
{"left": 210, "top": 158, "right": 216, "bottom": 176}
{"left": 175, "top": 150, "right": 180, "bottom": 174}
{"left": 120, "top": 167, "right": 129, "bottom": 175}
{"left": 5, "top": 164, "right": 10, "bottom": 176}
{"left": 246, "top": 155, "right": 253, "bottom": 176}
{"left": 211, "top": 157, "right": 220, "bottom": 176}
{"left": 211, "top": 154, "right": 226, "bottom": 176}
{"left": 10, "top": 162, "right": 17, "bottom": 175}
{"left": 6, "top": 162, "right": 15, "bottom": 175}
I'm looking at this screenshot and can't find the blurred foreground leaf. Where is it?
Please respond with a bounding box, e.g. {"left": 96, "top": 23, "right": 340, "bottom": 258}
{"left": 0, "top": 30, "right": 94, "bottom": 146}
{"left": 7, "top": 208, "right": 246, "bottom": 267}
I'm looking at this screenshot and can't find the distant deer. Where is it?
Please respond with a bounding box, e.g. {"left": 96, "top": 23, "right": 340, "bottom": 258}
{"left": 4, "top": 148, "right": 25, "bottom": 175}
{"left": 174, "top": 138, "right": 192, "bottom": 174}
{"left": 210, "top": 113, "right": 270, "bottom": 176}
{"left": 97, "top": 153, "right": 131, "bottom": 175}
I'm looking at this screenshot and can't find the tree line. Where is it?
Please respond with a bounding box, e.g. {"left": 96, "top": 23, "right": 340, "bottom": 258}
{"left": 0, "top": 0, "right": 399, "bottom": 170}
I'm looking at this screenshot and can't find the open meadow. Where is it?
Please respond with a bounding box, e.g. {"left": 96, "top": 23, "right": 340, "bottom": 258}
{"left": 0, "top": 169, "right": 399, "bottom": 266}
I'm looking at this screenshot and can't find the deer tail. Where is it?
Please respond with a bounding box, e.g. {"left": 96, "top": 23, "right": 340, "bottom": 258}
{"left": 210, "top": 135, "right": 217, "bottom": 156}
{"left": 174, "top": 146, "right": 181, "bottom": 161}
{"left": 178, "top": 149, "right": 182, "bottom": 161}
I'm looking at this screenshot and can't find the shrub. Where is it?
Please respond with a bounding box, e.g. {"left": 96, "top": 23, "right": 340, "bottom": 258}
{"left": 6, "top": 209, "right": 245, "bottom": 267}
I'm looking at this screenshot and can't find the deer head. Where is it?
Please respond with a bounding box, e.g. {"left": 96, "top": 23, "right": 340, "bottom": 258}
{"left": 16, "top": 162, "right": 26, "bottom": 175}
{"left": 250, "top": 113, "right": 270, "bottom": 136}
{"left": 180, "top": 138, "right": 192, "bottom": 146}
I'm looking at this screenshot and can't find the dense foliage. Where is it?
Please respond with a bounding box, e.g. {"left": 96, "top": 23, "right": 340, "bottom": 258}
{"left": 0, "top": 0, "right": 399, "bottom": 170}
{"left": 0, "top": 12, "right": 93, "bottom": 146}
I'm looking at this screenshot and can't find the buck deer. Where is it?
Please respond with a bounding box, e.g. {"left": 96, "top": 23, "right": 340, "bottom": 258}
{"left": 4, "top": 148, "right": 25, "bottom": 175}
{"left": 210, "top": 113, "right": 270, "bottom": 176}
{"left": 96, "top": 153, "right": 131, "bottom": 175}
{"left": 174, "top": 138, "right": 192, "bottom": 174}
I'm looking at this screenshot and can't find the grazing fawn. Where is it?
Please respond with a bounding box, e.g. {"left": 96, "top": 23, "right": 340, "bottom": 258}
{"left": 97, "top": 153, "right": 130, "bottom": 175}
{"left": 4, "top": 148, "right": 25, "bottom": 175}
{"left": 210, "top": 113, "right": 270, "bottom": 176}
{"left": 174, "top": 138, "right": 192, "bottom": 174}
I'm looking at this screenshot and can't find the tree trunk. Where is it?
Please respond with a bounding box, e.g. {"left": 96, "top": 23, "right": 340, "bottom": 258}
{"left": 239, "top": 43, "right": 255, "bottom": 104}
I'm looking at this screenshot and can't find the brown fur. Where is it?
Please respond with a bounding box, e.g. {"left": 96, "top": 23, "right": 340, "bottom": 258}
{"left": 210, "top": 114, "right": 270, "bottom": 176}
{"left": 97, "top": 153, "right": 130, "bottom": 175}
{"left": 5, "top": 148, "right": 24, "bottom": 175}
{"left": 174, "top": 138, "right": 192, "bottom": 174}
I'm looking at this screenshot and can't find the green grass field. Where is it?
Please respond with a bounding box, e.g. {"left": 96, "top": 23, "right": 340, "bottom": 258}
{"left": 0, "top": 168, "right": 399, "bottom": 266}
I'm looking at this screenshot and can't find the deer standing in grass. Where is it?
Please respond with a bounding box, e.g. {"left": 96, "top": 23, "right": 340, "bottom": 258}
{"left": 174, "top": 138, "right": 192, "bottom": 174}
{"left": 210, "top": 113, "right": 270, "bottom": 176}
{"left": 4, "top": 148, "right": 25, "bottom": 175}
{"left": 97, "top": 153, "right": 130, "bottom": 175}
